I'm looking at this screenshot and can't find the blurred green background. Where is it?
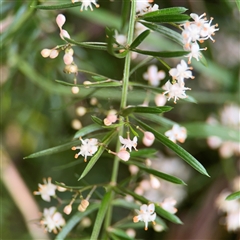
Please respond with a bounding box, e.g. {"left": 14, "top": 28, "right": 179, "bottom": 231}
{"left": 1, "top": 0, "right": 239, "bottom": 239}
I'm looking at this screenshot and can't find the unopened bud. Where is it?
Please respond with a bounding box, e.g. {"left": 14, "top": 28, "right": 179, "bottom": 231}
{"left": 78, "top": 199, "right": 89, "bottom": 212}
{"left": 116, "top": 149, "right": 130, "bottom": 161}
{"left": 64, "top": 64, "right": 78, "bottom": 74}
{"left": 155, "top": 94, "right": 167, "bottom": 106}
{"left": 71, "top": 119, "right": 82, "bottom": 129}
{"left": 63, "top": 53, "right": 74, "bottom": 65}
{"left": 41, "top": 48, "right": 51, "bottom": 58}
{"left": 76, "top": 106, "right": 87, "bottom": 116}
{"left": 71, "top": 86, "right": 79, "bottom": 94}
{"left": 66, "top": 48, "right": 74, "bottom": 56}
{"left": 56, "top": 14, "right": 66, "bottom": 29}
{"left": 57, "top": 183, "right": 67, "bottom": 192}
{"left": 49, "top": 49, "right": 59, "bottom": 59}
{"left": 63, "top": 204, "right": 72, "bottom": 215}
{"left": 142, "top": 131, "right": 155, "bottom": 146}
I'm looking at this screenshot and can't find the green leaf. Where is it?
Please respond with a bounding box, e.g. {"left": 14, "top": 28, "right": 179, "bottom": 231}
{"left": 90, "top": 191, "right": 112, "bottom": 240}
{"left": 91, "top": 116, "right": 104, "bottom": 126}
{"left": 130, "top": 148, "right": 158, "bottom": 157}
{"left": 24, "top": 140, "right": 79, "bottom": 159}
{"left": 24, "top": 123, "right": 104, "bottom": 159}
{"left": 226, "top": 191, "right": 240, "bottom": 201}
{"left": 236, "top": 0, "right": 240, "bottom": 11}
{"left": 113, "top": 186, "right": 182, "bottom": 224}
{"left": 139, "top": 21, "right": 183, "bottom": 46}
{"left": 140, "top": 13, "right": 190, "bottom": 23}
{"left": 144, "top": 7, "right": 188, "bottom": 15}
{"left": 55, "top": 203, "right": 100, "bottom": 240}
{"left": 108, "top": 228, "right": 134, "bottom": 240}
{"left": 74, "top": 123, "right": 103, "bottom": 138}
{"left": 130, "top": 30, "right": 150, "bottom": 49}
{"left": 131, "top": 48, "right": 189, "bottom": 58}
{"left": 78, "top": 130, "right": 117, "bottom": 180}
{"left": 124, "top": 161, "right": 187, "bottom": 185}
{"left": 64, "top": 38, "right": 108, "bottom": 51}
{"left": 183, "top": 122, "right": 239, "bottom": 142}
{"left": 33, "top": 2, "right": 82, "bottom": 10}
{"left": 121, "top": 0, "right": 131, "bottom": 30}
{"left": 120, "top": 106, "right": 172, "bottom": 117}
{"left": 135, "top": 119, "right": 210, "bottom": 177}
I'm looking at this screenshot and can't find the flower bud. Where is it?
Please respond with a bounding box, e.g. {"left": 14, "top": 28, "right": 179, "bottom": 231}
{"left": 71, "top": 119, "right": 82, "bottom": 129}
{"left": 76, "top": 106, "right": 87, "bottom": 116}
{"left": 63, "top": 53, "right": 74, "bottom": 65}
{"left": 49, "top": 49, "right": 59, "bottom": 59}
{"left": 41, "top": 48, "right": 51, "bottom": 58}
{"left": 78, "top": 199, "right": 89, "bottom": 212}
{"left": 142, "top": 131, "right": 155, "bottom": 146}
{"left": 117, "top": 149, "right": 130, "bottom": 161}
{"left": 56, "top": 14, "right": 66, "bottom": 29}
{"left": 64, "top": 64, "right": 78, "bottom": 74}
{"left": 71, "top": 86, "right": 79, "bottom": 94}
{"left": 63, "top": 204, "right": 72, "bottom": 215}
{"left": 155, "top": 94, "right": 167, "bottom": 106}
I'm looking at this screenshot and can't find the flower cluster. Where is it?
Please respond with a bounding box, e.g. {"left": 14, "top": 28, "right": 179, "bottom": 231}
{"left": 165, "top": 124, "right": 187, "bottom": 143}
{"left": 72, "top": 137, "right": 99, "bottom": 162}
{"left": 133, "top": 203, "right": 156, "bottom": 230}
{"left": 41, "top": 14, "right": 79, "bottom": 77}
{"left": 182, "top": 13, "right": 219, "bottom": 64}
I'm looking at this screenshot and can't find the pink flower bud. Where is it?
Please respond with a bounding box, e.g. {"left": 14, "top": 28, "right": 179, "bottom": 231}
{"left": 117, "top": 149, "right": 130, "bottom": 161}
{"left": 63, "top": 204, "right": 72, "bottom": 215}
{"left": 60, "top": 29, "right": 71, "bottom": 40}
{"left": 142, "top": 131, "right": 155, "bottom": 146}
{"left": 63, "top": 53, "right": 74, "bottom": 65}
{"left": 155, "top": 94, "right": 167, "bottom": 106}
{"left": 41, "top": 48, "right": 51, "bottom": 58}
{"left": 56, "top": 14, "right": 66, "bottom": 29}
{"left": 49, "top": 49, "right": 59, "bottom": 59}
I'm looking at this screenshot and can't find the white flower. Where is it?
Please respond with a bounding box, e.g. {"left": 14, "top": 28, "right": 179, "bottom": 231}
{"left": 133, "top": 203, "right": 156, "bottom": 230}
{"left": 169, "top": 60, "right": 194, "bottom": 85}
{"left": 40, "top": 207, "right": 65, "bottom": 234}
{"left": 33, "top": 177, "right": 57, "bottom": 202}
{"left": 119, "top": 136, "right": 138, "bottom": 152}
{"left": 182, "top": 23, "right": 202, "bottom": 44}
{"left": 143, "top": 65, "right": 165, "bottom": 87}
{"left": 136, "top": 0, "right": 152, "bottom": 14}
{"left": 72, "top": 0, "right": 99, "bottom": 11}
{"left": 200, "top": 17, "right": 219, "bottom": 42}
{"left": 56, "top": 14, "right": 71, "bottom": 40}
{"left": 190, "top": 13, "right": 207, "bottom": 28}
{"left": 163, "top": 81, "right": 191, "bottom": 103}
{"left": 184, "top": 42, "right": 207, "bottom": 64}
{"left": 165, "top": 124, "right": 187, "bottom": 143}
{"left": 72, "top": 138, "right": 98, "bottom": 162}
{"left": 159, "top": 197, "right": 178, "bottom": 214}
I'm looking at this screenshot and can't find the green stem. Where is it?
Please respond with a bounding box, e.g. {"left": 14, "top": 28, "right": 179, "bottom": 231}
{"left": 103, "top": 0, "right": 136, "bottom": 236}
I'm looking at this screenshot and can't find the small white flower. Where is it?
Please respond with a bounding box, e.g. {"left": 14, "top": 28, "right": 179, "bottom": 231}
{"left": 136, "top": 0, "right": 152, "bottom": 14}
{"left": 169, "top": 60, "right": 194, "bottom": 85}
{"left": 200, "top": 17, "right": 219, "bottom": 42}
{"left": 226, "top": 211, "right": 240, "bottom": 232}
{"left": 184, "top": 42, "right": 207, "bottom": 64}
{"left": 165, "top": 124, "right": 187, "bottom": 143}
{"left": 133, "top": 203, "right": 156, "bottom": 230}
{"left": 40, "top": 207, "right": 65, "bottom": 234}
{"left": 33, "top": 177, "right": 57, "bottom": 202}
{"left": 72, "top": 0, "right": 99, "bottom": 11}
{"left": 190, "top": 13, "right": 207, "bottom": 28}
{"left": 72, "top": 138, "right": 98, "bottom": 162}
{"left": 119, "top": 136, "right": 138, "bottom": 152}
{"left": 163, "top": 81, "right": 191, "bottom": 103}
{"left": 143, "top": 65, "right": 165, "bottom": 87}
{"left": 159, "top": 197, "right": 178, "bottom": 214}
